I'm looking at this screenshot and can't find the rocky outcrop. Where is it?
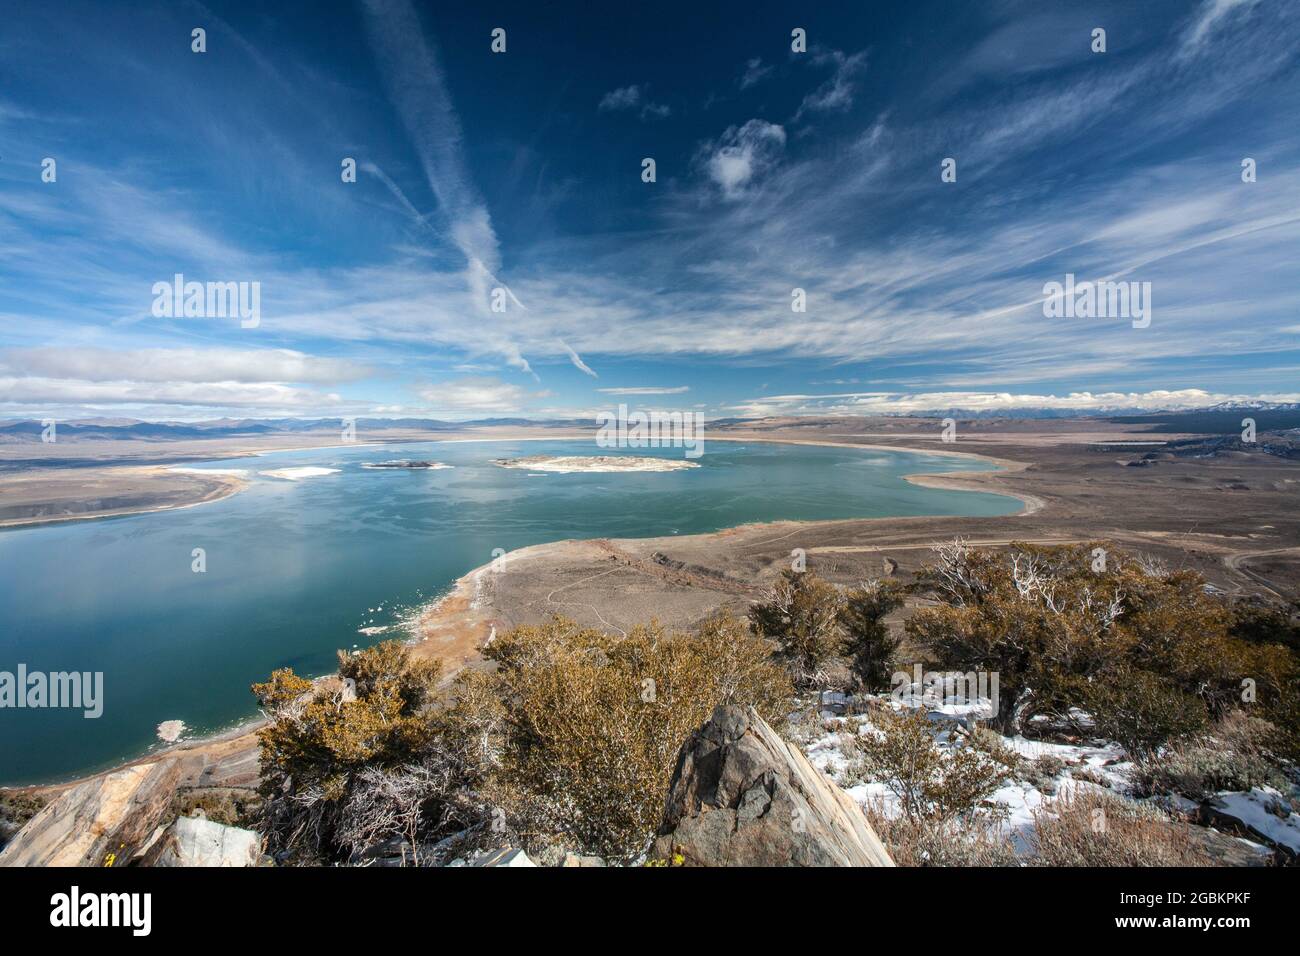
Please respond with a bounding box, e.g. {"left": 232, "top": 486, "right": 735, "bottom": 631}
{"left": 468, "top": 847, "right": 535, "bottom": 867}
{"left": 0, "top": 760, "right": 182, "bottom": 867}
{"left": 654, "top": 706, "right": 894, "bottom": 867}
{"left": 144, "top": 814, "right": 263, "bottom": 867}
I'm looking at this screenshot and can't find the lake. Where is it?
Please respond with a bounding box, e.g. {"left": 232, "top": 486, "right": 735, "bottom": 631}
{"left": 0, "top": 438, "right": 1017, "bottom": 784}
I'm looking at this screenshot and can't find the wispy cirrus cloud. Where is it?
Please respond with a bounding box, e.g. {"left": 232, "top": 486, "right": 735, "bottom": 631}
{"left": 598, "top": 83, "right": 670, "bottom": 119}
{"left": 1, "top": 0, "right": 1296, "bottom": 422}
{"left": 597, "top": 385, "right": 690, "bottom": 395}
{"left": 1, "top": 347, "right": 368, "bottom": 385}
{"left": 1181, "top": 0, "right": 1263, "bottom": 54}
{"left": 795, "top": 49, "right": 867, "bottom": 120}
{"left": 734, "top": 388, "right": 1300, "bottom": 418}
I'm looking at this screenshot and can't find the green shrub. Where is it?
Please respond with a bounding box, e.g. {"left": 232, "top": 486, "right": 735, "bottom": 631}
{"left": 1076, "top": 668, "right": 1208, "bottom": 762}
{"left": 749, "top": 570, "right": 844, "bottom": 688}
{"left": 839, "top": 579, "right": 905, "bottom": 691}
{"left": 251, "top": 642, "right": 485, "bottom": 862}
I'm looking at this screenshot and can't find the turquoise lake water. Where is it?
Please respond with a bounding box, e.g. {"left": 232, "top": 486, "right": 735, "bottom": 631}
{"left": 0, "top": 439, "right": 1017, "bottom": 785}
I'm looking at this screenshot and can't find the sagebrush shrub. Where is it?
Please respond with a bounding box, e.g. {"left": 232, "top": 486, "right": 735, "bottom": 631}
{"left": 905, "top": 541, "right": 1298, "bottom": 757}
{"left": 466, "top": 611, "right": 792, "bottom": 861}
{"left": 1029, "top": 789, "right": 1215, "bottom": 866}
{"left": 855, "top": 706, "right": 1019, "bottom": 822}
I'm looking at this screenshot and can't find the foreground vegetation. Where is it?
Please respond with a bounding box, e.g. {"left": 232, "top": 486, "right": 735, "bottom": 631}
{"left": 249, "top": 542, "right": 1299, "bottom": 865}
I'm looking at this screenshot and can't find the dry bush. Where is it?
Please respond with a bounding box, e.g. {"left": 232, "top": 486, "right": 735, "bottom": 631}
{"left": 854, "top": 706, "right": 1020, "bottom": 822}
{"left": 784, "top": 700, "right": 836, "bottom": 748}
{"left": 465, "top": 610, "right": 792, "bottom": 862}
{"left": 1029, "top": 789, "right": 1215, "bottom": 866}
{"left": 861, "top": 798, "right": 1019, "bottom": 866}
{"left": 175, "top": 787, "right": 263, "bottom": 829}
{"left": 0, "top": 792, "right": 46, "bottom": 851}
{"left": 1131, "top": 711, "right": 1292, "bottom": 799}
{"left": 1021, "top": 754, "right": 1068, "bottom": 795}
{"left": 905, "top": 541, "right": 1298, "bottom": 757}
{"left": 251, "top": 641, "right": 489, "bottom": 863}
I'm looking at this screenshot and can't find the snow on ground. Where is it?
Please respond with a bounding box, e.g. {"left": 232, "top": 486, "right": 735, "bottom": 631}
{"left": 805, "top": 709, "right": 1125, "bottom": 850}
{"left": 798, "top": 692, "right": 1291, "bottom": 860}
{"left": 1211, "top": 788, "right": 1300, "bottom": 853}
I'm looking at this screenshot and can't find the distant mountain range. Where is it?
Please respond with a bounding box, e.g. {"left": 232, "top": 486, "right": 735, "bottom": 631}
{"left": 3, "top": 403, "right": 1299, "bottom": 441}
{"left": 0, "top": 417, "right": 587, "bottom": 442}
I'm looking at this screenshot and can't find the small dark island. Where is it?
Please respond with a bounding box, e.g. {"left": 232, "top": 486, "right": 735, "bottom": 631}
{"left": 361, "top": 459, "right": 453, "bottom": 470}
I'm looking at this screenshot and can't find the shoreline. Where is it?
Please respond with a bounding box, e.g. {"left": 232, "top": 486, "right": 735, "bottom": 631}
{"left": 0, "top": 467, "right": 248, "bottom": 531}
{"left": 1, "top": 436, "right": 1030, "bottom": 792}
{"left": 0, "top": 431, "right": 1023, "bottom": 530}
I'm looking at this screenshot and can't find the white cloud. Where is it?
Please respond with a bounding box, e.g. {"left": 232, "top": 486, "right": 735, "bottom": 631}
{"left": 1181, "top": 0, "right": 1262, "bottom": 54}
{"left": 0, "top": 377, "right": 340, "bottom": 409}
{"left": 597, "top": 386, "right": 690, "bottom": 395}
{"left": 415, "top": 376, "right": 540, "bottom": 415}
{"left": 2, "top": 347, "right": 367, "bottom": 385}
{"left": 739, "top": 57, "right": 772, "bottom": 90}
{"left": 598, "top": 84, "right": 642, "bottom": 111}
{"left": 732, "top": 388, "right": 1300, "bottom": 417}
{"left": 563, "top": 343, "right": 598, "bottom": 378}
{"left": 704, "top": 119, "right": 786, "bottom": 198}
{"left": 598, "top": 84, "right": 669, "bottom": 119}
{"left": 796, "top": 49, "right": 867, "bottom": 119}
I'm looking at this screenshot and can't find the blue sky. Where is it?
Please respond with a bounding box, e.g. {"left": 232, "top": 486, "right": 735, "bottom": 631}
{"left": 1, "top": 0, "right": 1297, "bottom": 421}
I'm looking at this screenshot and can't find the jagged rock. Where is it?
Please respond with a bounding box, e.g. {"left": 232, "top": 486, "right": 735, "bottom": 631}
{"left": 0, "top": 760, "right": 182, "bottom": 867}
{"left": 470, "top": 847, "right": 535, "bottom": 867}
{"left": 561, "top": 852, "right": 606, "bottom": 867}
{"left": 654, "top": 705, "right": 894, "bottom": 867}
{"left": 145, "top": 815, "right": 263, "bottom": 867}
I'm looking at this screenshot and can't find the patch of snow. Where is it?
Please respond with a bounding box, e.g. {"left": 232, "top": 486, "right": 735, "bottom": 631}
{"left": 1211, "top": 788, "right": 1300, "bottom": 852}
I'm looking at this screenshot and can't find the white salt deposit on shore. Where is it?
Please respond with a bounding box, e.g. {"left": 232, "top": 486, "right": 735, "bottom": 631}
{"left": 156, "top": 720, "right": 186, "bottom": 743}
{"left": 259, "top": 466, "right": 340, "bottom": 481}
{"left": 167, "top": 467, "right": 249, "bottom": 477}
{"left": 493, "top": 455, "right": 699, "bottom": 473}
